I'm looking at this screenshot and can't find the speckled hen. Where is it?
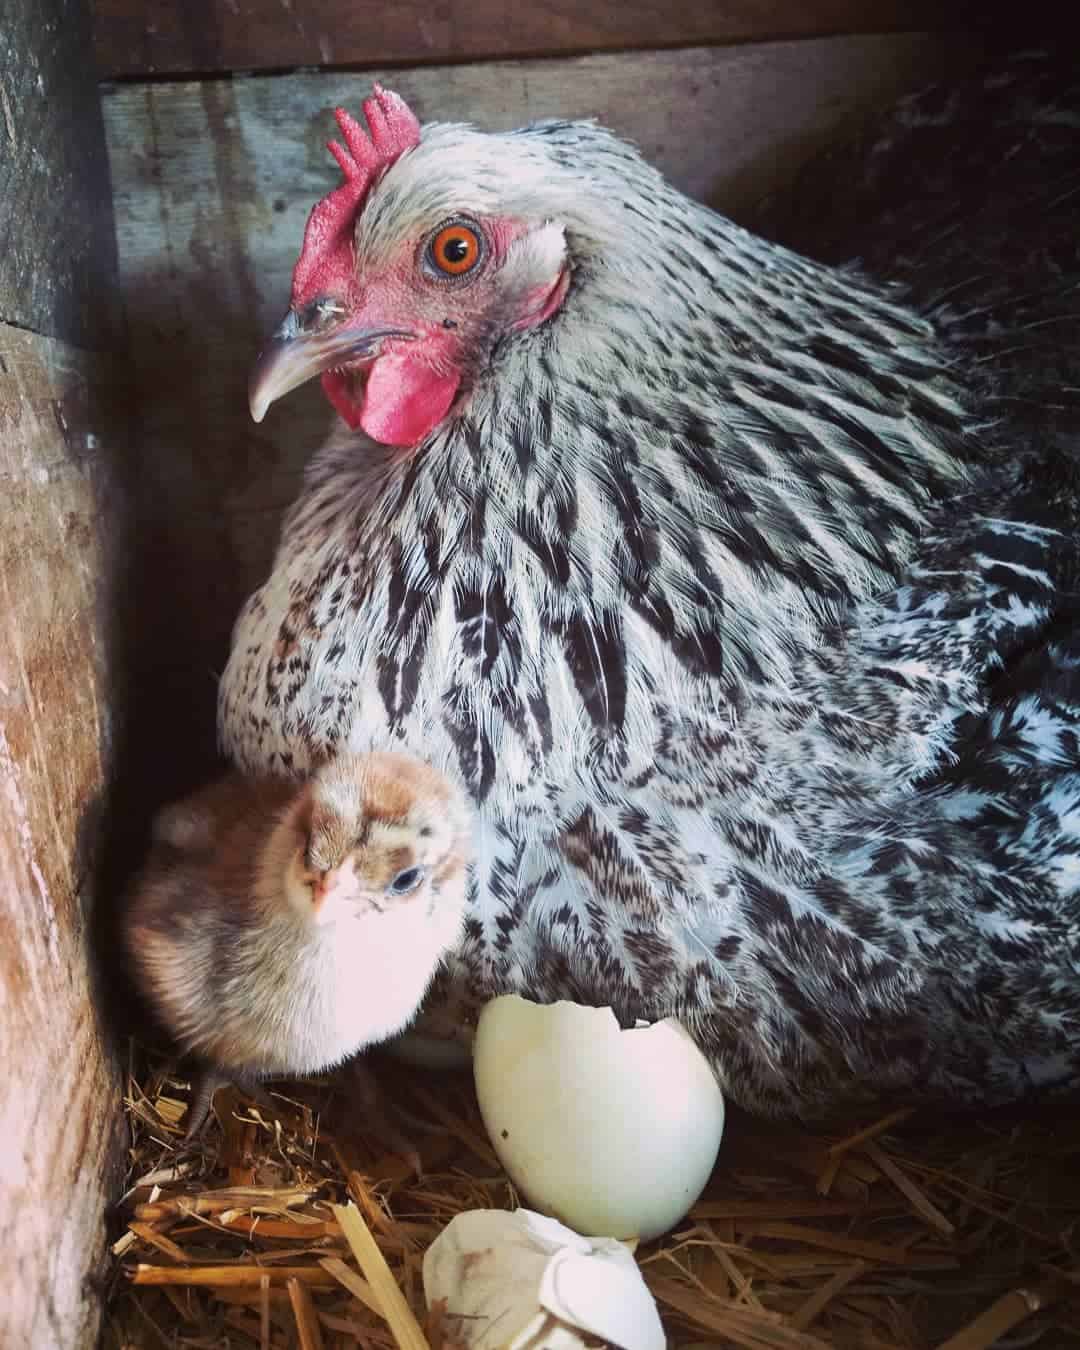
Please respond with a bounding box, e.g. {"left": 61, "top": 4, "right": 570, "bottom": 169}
{"left": 220, "top": 53, "right": 1080, "bottom": 1117}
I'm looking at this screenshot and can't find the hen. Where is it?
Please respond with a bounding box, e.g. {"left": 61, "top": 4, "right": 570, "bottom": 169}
{"left": 220, "top": 52, "right": 1080, "bottom": 1117}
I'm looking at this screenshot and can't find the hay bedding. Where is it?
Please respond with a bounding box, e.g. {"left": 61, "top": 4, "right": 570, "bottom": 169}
{"left": 104, "top": 1046, "right": 1080, "bottom": 1350}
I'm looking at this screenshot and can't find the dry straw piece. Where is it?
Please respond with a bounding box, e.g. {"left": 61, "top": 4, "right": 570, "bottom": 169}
{"left": 104, "top": 1051, "right": 1080, "bottom": 1348}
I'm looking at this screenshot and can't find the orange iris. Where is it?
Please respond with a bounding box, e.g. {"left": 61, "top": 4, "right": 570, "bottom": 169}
{"left": 431, "top": 224, "right": 481, "bottom": 276}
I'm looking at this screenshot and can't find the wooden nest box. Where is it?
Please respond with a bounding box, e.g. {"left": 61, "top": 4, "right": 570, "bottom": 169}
{"left": 0, "top": 1, "right": 1071, "bottom": 1346}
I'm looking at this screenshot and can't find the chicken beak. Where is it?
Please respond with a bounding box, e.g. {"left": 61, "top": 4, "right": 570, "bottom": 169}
{"left": 248, "top": 306, "right": 412, "bottom": 423}
{"left": 309, "top": 855, "right": 359, "bottom": 923}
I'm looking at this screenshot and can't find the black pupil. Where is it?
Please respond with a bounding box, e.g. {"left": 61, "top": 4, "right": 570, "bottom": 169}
{"left": 443, "top": 235, "right": 470, "bottom": 263}
{"left": 390, "top": 867, "right": 420, "bottom": 894}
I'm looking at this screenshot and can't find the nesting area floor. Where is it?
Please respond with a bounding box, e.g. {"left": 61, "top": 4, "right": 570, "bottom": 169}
{"left": 103, "top": 1049, "right": 1080, "bottom": 1349}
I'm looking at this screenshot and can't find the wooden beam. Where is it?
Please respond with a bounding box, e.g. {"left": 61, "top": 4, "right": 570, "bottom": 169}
{"left": 0, "top": 321, "right": 131, "bottom": 1347}
{"left": 0, "top": 3, "right": 131, "bottom": 1346}
{"left": 1, "top": 0, "right": 118, "bottom": 346}
{"left": 92, "top": 0, "right": 1022, "bottom": 81}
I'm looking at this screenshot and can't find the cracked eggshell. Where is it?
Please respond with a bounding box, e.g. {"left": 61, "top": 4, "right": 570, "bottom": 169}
{"left": 473, "top": 996, "right": 725, "bottom": 1241}
{"left": 422, "top": 1209, "right": 666, "bottom": 1350}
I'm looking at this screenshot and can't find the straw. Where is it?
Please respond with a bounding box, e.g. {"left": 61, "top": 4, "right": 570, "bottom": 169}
{"left": 105, "top": 1047, "right": 1080, "bottom": 1349}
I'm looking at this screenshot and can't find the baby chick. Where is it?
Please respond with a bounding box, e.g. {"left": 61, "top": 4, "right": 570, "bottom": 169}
{"left": 125, "top": 751, "right": 473, "bottom": 1147}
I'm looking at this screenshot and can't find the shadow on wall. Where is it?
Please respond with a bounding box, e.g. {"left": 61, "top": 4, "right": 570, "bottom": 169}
{"left": 86, "top": 283, "right": 329, "bottom": 1053}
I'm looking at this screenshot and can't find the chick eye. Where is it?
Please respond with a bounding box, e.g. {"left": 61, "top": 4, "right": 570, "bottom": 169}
{"left": 426, "top": 221, "right": 484, "bottom": 279}
{"left": 386, "top": 865, "right": 426, "bottom": 897}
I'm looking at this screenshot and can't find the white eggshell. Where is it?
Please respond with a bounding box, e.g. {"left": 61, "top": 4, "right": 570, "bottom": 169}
{"left": 473, "top": 996, "right": 725, "bottom": 1241}
{"left": 422, "top": 1208, "right": 665, "bottom": 1350}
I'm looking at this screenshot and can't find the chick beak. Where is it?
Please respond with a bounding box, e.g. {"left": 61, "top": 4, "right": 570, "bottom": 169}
{"left": 310, "top": 856, "right": 358, "bottom": 918}
{"left": 248, "top": 304, "right": 412, "bottom": 424}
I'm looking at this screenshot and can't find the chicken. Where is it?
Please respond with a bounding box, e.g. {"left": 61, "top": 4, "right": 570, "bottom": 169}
{"left": 219, "top": 54, "right": 1080, "bottom": 1118}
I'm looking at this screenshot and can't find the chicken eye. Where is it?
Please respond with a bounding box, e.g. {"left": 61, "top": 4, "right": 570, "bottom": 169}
{"left": 426, "top": 221, "right": 484, "bottom": 279}
{"left": 386, "top": 865, "right": 426, "bottom": 896}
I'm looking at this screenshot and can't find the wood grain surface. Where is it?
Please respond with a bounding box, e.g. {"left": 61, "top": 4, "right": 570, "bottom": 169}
{"left": 1, "top": 0, "right": 119, "bottom": 345}
{"left": 92, "top": 0, "right": 1031, "bottom": 80}
{"left": 0, "top": 3, "right": 131, "bottom": 1344}
{"left": 0, "top": 322, "right": 130, "bottom": 1348}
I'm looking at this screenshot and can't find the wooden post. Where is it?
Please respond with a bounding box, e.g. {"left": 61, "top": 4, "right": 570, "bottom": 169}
{"left": 0, "top": 0, "right": 131, "bottom": 1344}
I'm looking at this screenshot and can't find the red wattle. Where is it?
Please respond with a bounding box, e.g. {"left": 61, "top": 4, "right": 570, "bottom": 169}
{"left": 321, "top": 369, "right": 366, "bottom": 429}
{"left": 360, "top": 352, "right": 461, "bottom": 448}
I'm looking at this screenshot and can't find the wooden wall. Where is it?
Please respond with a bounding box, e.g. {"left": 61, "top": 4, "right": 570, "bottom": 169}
{"left": 0, "top": 2, "right": 1047, "bottom": 1342}
{"left": 0, "top": 1, "right": 132, "bottom": 1345}
{"left": 92, "top": 0, "right": 1027, "bottom": 80}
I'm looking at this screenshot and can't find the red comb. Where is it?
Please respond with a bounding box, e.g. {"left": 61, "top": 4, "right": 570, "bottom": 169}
{"left": 291, "top": 84, "right": 421, "bottom": 309}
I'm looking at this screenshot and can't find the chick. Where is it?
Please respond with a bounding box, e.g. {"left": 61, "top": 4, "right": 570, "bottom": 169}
{"left": 125, "top": 751, "right": 473, "bottom": 1147}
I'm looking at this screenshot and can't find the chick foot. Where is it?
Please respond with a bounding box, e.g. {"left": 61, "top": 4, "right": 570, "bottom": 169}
{"left": 183, "top": 1066, "right": 278, "bottom": 1140}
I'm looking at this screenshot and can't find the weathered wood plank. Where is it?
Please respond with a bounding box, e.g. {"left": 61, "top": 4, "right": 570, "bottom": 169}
{"left": 101, "top": 34, "right": 997, "bottom": 788}
{"left": 0, "top": 323, "right": 129, "bottom": 1349}
{"left": 0, "top": 2, "right": 131, "bottom": 1343}
{"left": 0, "top": 0, "right": 119, "bottom": 345}
{"left": 92, "top": 0, "right": 1016, "bottom": 81}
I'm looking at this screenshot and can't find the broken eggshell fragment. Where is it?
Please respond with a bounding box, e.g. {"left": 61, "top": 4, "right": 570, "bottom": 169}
{"left": 473, "top": 996, "right": 725, "bottom": 1242}
{"left": 422, "top": 1208, "right": 665, "bottom": 1350}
